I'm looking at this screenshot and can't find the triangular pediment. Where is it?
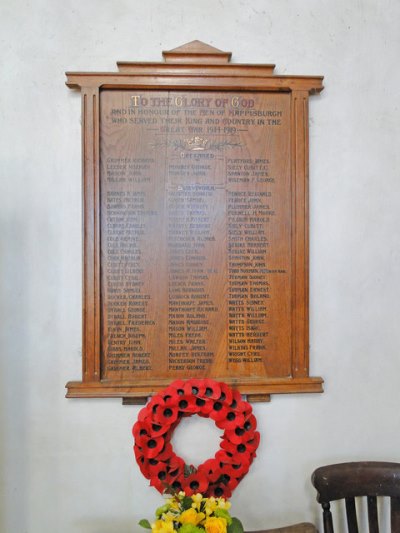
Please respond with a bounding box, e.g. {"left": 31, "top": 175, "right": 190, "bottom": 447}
{"left": 168, "top": 40, "right": 226, "bottom": 55}
{"left": 163, "top": 40, "right": 231, "bottom": 64}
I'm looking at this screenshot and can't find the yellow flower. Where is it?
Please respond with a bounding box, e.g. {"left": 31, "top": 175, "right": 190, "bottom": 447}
{"left": 204, "top": 496, "right": 217, "bottom": 515}
{"left": 191, "top": 493, "right": 204, "bottom": 511}
{"left": 216, "top": 498, "right": 231, "bottom": 511}
{"left": 204, "top": 516, "right": 227, "bottom": 533}
{"left": 163, "top": 511, "right": 178, "bottom": 522}
{"left": 179, "top": 507, "right": 206, "bottom": 525}
{"left": 151, "top": 519, "right": 174, "bottom": 533}
{"left": 167, "top": 498, "right": 180, "bottom": 511}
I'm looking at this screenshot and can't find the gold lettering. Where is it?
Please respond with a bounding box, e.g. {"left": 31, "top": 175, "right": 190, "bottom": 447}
{"left": 130, "top": 95, "right": 141, "bottom": 107}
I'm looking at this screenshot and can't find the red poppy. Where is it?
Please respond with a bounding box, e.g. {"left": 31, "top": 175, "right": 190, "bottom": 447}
{"left": 134, "top": 429, "right": 151, "bottom": 450}
{"left": 214, "top": 410, "right": 245, "bottom": 431}
{"left": 137, "top": 407, "right": 148, "bottom": 423}
{"left": 176, "top": 394, "right": 199, "bottom": 414}
{"left": 138, "top": 460, "right": 150, "bottom": 477}
{"left": 182, "top": 471, "right": 209, "bottom": 495}
{"left": 163, "top": 380, "right": 186, "bottom": 398}
{"left": 167, "top": 455, "right": 185, "bottom": 479}
{"left": 170, "top": 479, "right": 183, "bottom": 492}
{"left": 220, "top": 439, "right": 253, "bottom": 465}
{"left": 159, "top": 389, "right": 181, "bottom": 410}
{"left": 198, "top": 458, "right": 223, "bottom": 483}
{"left": 211, "top": 483, "right": 232, "bottom": 498}
{"left": 150, "top": 422, "right": 171, "bottom": 438}
{"left": 146, "top": 396, "right": 166, "bottom": 419}
{"left": 245, "top": 431, "right": 261, "bottom": 453}
{"left": 183, "top": 378, "right": 204, "bottom": 397}
{"left": 215, "top": 449, "right": 234, "bottom": 464}
{"left": 224, "top": 420, "right": 257, "bottom": 444}
{"left": 221, "top": 459, "right": 250, "bottom": 479}
{"left": 143, "top": 458, "right": 164, "bottom": 474}
{"left": 230, "top": 390, "right": 251, "bottom": 415}
{"left": 132, "top": 420, "right": 150, "bottom": 440}
{"left": 227, "top": 477, "right": 239, "bottom": 491}
{"left": 221, "top": 455, "right": 250, "bottom": 479}
{"left": 149, "top": 475, "right": 166, "bottom": 493}
{"left": 195, "top": 396, "right": 214, "bottom": 416}
{"left": 218, "top": 381, "right": 234, "bottom": 405}
{"left": 156, "top": 442, "right": 174, "bottom": 462}
{"left": 223, "top": 428, "right": 245, "bottom": 445}
{"left": 183, "top": 378, "right": 221, "bottom": 400}
{"left": 208, "top": 401, "right": 229, "bottom": 423}
{"left": 134, "top": 419, "right": 171, "bottom": 440}
{"left": 200, "top": 378, "right": 221, "bottom": 400}
{"left": 243, "top": 413, "right": 258, "bottom": 432}
{"left": 140, "top": 435, "right": 165, "bottom": 459}
{"left": 219, "top": 473, "right": 239, "bottom": 491}
{"left": 133, "top": 444, "right": 145, "bottom": 464}
{"left": 149, "top": 462, "right": 169, "bottom": 483}
{"left": 153, "top": 404, "right": 179, "bottom": 426}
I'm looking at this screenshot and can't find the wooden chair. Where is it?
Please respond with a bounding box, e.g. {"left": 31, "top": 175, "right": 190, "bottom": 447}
{"left": 248, "top": 523, "right": 317, "bottom": 533}
{"left": 311, "top": 461, "right": 400, "bottom": 532}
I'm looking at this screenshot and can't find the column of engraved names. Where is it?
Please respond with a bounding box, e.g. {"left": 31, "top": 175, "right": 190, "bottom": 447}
{"left": 167, "top": 176, "right": 219, "bottom": 372}
{"left": 227, "top": 158, "right": 274, "bottom": 363}
{"left": 104, "top": 157, "right": 156, "bottom": 373}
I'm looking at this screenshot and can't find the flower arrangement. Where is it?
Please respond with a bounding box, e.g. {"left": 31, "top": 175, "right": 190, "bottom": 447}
{"left": 139, "top": 491, "right": 244, "bottom": 533}
{"left": 133, "top": 378, "right": 260, "bottom": 498}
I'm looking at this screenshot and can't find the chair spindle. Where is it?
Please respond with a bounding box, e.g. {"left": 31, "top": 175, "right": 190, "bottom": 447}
{"left": 345, "top": 497, "right": 359, "bottom": 533}
{"left": 390, "top": 496, "right": 400, "bottom": 532}
{"left": 367, "top": 495, "right": 379, "bottom": 533}
{"left": 322, "top": 502, "right": 334, "bottom": 533}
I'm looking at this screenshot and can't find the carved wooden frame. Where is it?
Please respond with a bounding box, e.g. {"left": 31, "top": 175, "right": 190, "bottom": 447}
{"left": 65, "top": 41, "right": 324, "bottom": 403}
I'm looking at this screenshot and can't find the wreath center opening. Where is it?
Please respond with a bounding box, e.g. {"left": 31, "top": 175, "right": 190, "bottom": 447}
{"left": 171, "top": 415, "right": 223, "bottom": 467}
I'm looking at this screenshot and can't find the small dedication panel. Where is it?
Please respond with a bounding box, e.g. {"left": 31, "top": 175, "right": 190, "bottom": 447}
{"left": 65, "top": 40, "right": 324, "bottom": 400}
{"left": 101, "top": 90, "right": 290, "bottom": 379}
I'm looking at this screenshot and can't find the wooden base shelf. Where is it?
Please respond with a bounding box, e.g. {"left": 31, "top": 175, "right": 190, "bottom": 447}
{"left": 66, "top": 376, "right": 323, "bottom": 404}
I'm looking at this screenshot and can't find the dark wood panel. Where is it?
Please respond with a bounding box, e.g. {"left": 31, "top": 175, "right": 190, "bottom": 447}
{"left": 99, "top": 89, "right": 292, "bottom": 383}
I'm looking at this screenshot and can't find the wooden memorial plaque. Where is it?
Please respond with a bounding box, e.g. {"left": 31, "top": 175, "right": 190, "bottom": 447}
{"left": 65, "top": 41, "right": 324, "bottom": 402}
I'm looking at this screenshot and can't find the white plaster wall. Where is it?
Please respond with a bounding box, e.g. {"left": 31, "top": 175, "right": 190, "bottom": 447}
{"left": 1, "top": 0, "right": 400, "bottom": 531}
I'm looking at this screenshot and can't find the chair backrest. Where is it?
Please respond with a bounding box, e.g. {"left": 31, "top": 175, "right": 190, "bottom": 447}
{"left": 311, "top": 462, "right": 400, "bottom": 533}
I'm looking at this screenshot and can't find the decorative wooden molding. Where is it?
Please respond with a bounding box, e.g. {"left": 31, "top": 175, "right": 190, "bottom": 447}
{"left": 162, "top": 40, "right": 232, "bottom": 64}
{"left": 81, "top": 87, "right": 101, "bottom": 382}
{"left": 291, "top": 90, "right": 310, "bottom": 378}
{"left": 65, "top": 42, "right": 324, "bottom": 403}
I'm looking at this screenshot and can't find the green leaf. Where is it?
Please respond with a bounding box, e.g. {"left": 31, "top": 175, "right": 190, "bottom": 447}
{"left": 227, "top": 517, "right": 244, "bottom": 533}
{"left": 182, "top": 496, "right": 194, "bottom": 510}
{"left": 214, "top": 508, "right": 233, "bottom": 525}
{"left": 184, "top": 464, "right": 197, "bottom": 477}
{"left": 178, "top": 524, "right": 204, "bottom": 533}
{"left": 138, "top": 518, "right": 152, "bottom": 529}
{"left": 155, "top": 504, "right": 170, "bottom": 517}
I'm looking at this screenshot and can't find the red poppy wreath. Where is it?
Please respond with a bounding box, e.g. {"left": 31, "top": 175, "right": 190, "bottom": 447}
{"left": 132, "top": 378, "right": 260, "bottom": 498}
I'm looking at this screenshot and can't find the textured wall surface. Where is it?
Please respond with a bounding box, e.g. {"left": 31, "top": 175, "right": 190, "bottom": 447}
{"left": 1, "top": 1, "right": 400, "bottom": 531}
